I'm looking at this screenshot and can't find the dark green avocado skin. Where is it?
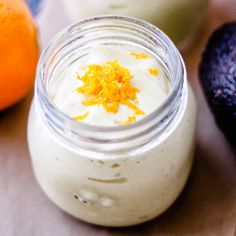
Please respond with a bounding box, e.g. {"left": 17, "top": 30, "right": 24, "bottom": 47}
{"left": 199, "top": 22, "right": 236, "bottom": 148}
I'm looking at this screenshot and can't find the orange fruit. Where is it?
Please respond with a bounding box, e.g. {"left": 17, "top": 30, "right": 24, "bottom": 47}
{"left": 0, "top": 0, "right": 39, "bottom": 110}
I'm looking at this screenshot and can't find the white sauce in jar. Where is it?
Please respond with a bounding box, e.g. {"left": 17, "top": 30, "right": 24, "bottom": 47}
{"left": 51, "top": 46, "right": 170, "bottom": 126}
{"left": 62, "top": 0, "right": 209, "bottom": 45}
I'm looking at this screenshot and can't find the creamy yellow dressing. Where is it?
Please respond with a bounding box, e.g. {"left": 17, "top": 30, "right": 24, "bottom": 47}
{"left": 51, "top": 46, "right": 170, "bottom": 126}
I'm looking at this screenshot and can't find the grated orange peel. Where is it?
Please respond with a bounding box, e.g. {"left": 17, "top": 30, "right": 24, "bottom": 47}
{"left": 75, "top": 60, "right": 145, "bottom": 123}
{"left": 130, "top": 52, "right": 149, "bottom": 59}
{"left": 148, "top": 68, "right": 159, "bottom": 76}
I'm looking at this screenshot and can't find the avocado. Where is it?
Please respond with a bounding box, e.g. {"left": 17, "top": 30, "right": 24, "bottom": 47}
{"left": 199, "top": 22, "right": 236, "bottom": 148}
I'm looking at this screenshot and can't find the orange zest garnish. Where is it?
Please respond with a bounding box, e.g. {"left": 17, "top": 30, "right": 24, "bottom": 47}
{"left": 148, "top": 68, "right": 159, "bottom": 76}
{"left": 73, "top": 111, "right": 89, "bottom": 121}
{"left": 122, "top": 116, "right": 136, "bottom": 125}
{"left": 75, "top": 60, "right": 144, "bottom": 117}
{"left": 130, "top": 52, "right": 149, "bottom": 59}
{"left": 122, "top": 100, "right": 145, "bottom": 115}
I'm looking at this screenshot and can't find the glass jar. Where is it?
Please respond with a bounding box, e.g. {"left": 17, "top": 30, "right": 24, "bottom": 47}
{"left": 62, "top": 0, "right": 209, "bottom": 47}
{"left": 28, "top": 16, "right": 197, "bottom": 227}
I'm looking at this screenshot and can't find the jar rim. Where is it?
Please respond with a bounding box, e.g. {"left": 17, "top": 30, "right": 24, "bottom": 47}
{"left": 35, "top": 15, "right": 187, "bottom": 153}
{"left": 37, "top": 15, "right": 185, "bottom": 133}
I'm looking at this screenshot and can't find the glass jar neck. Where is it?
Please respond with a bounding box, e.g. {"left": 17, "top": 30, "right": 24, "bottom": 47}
{"left": 36, "top": 15, "right": 186, "bottom": 154}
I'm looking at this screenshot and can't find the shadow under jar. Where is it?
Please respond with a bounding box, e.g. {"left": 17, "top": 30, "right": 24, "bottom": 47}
{"left": 28, "top": 16, "right": 197, "bottom": 227}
